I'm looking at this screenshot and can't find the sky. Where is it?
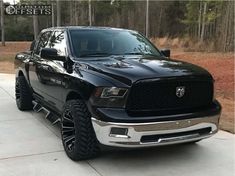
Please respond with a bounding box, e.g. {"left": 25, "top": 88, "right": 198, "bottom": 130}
{"left": 3, "top": 0, "right": 19, "bottom": 4}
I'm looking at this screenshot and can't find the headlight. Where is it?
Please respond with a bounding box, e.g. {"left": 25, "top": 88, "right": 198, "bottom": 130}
{"left": 91, "top": 87, "right": 128, "bottom": 108}
{"left": 100, "top": 87, "right": 127, "bottom": 98}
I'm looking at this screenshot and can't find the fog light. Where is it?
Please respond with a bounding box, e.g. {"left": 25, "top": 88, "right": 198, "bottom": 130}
{"left": 109, "top": 127, "right": 129, "bottom": 138}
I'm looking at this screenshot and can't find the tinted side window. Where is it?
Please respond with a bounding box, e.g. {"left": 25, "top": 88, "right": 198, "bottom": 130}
{"left": 35, "top": 31, "right": 52, "bottom": 55}
{"left": 49, "top": 31, "right": 66, "bottom": 56}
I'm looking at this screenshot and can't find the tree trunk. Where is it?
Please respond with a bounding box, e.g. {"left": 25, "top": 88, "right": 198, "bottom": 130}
{"left": 223, "top": 1, "right": 234, "bottom": 51}
{"left": 198, "top": 1, "right": 202, "bottom": 39}
{"left": 33, "top": 15, "right": 39, "bottom": 40}
{"left": 88, "top": 0, "right": 92, "bottom": 26}
{"left": 157, "top": 7, "right": 163, "bottom": 37}
{"left": 51, "top": 2, "right": 55, "bottom": 27}
{"left": 75, "top": 1, "right": 79, "bottom": 25}
{"left": 145, "top": 0, "right": 149, "bottom": 37}
{"left": 69, "top": 1, "right": 72, "bottom": 25}
{"left": 92, "top": 3, "right": 95, "bottom": 25}
{"left": 200, "top": 1, "right": 207, "bottom": 42}
{"left": 0, "top": 0, "right": 5, "bottom": 46}
{"left": 56, "top": 0, "right": 61, "bottom": 26}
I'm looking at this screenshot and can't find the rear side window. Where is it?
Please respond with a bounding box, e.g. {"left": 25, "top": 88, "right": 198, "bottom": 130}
{"left": 48, "top": 31, "right": 66, "bottom": 56}
{"left": 34, "top": 31, "right": 52, "bottom": 55}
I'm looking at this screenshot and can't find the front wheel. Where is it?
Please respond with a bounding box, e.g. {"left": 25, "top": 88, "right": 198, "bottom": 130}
{"left": 61, "top": 100, "right": 100, "bottom": 161}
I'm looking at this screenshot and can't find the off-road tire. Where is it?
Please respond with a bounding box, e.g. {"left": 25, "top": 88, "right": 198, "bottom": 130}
{"left": 15, "top": 76, "right": 33, "bottom": 110}
{"left": 61, "top": 99, "right": 100, "bottom": 161}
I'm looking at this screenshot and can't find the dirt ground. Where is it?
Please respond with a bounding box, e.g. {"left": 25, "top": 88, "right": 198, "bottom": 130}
{"left": 0, "top": 42, "right": 234, "bottom": 133}
{"left": 0, "top": 42, "right": 31, "bottom": 73}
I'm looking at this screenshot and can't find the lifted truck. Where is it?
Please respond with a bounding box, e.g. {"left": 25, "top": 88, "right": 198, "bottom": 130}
{"left": 15, "top": 26, "right": 221, "bottom": 160}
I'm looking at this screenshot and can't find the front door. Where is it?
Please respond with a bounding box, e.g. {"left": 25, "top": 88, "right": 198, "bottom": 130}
{"left": 28, "top": 31, "right": 52, "bottom": 100}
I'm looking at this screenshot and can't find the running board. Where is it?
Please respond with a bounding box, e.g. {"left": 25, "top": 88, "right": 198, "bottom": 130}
{"left": 32, "top": 100, "right": 61, "bottom": 125}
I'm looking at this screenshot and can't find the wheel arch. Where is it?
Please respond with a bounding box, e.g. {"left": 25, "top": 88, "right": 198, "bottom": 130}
{"left": 15, "top": 68, "right": 32, "bottom": 92}
{"left": 16, "top": 69, "right": 27, "bottom": 79}
{"left": 18, "top": 70, "right": 24, "bottom": 77}
{"left": 66, "top": 91, "right": 84, "bottom": 102}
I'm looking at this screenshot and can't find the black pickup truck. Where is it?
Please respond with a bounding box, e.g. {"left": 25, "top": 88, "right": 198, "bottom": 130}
{"left": 15, "top": 26, "right": 221, "bottom": 160}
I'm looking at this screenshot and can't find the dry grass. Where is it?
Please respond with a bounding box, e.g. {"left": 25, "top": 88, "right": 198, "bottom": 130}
{"left": 151, "top": 37, "right": 220, "bottom": 52}
{"left": 0, "top": 42, "right": 30, "bottom": 73}
{"left": 0, "top": 42, "right": 30, "bottom": 61}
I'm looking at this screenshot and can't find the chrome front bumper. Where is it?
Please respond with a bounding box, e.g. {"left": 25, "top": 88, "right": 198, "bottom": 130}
{"left": 91, "top": 114, "right": 220, "bottom": 147}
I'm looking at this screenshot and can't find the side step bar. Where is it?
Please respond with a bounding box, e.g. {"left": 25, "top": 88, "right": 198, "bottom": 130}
{"left": 32, "top": 100, "right": 61, "bottom": 125}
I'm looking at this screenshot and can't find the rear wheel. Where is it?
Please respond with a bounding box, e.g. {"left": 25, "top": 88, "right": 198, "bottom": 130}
{"left": 15, "top": 76, "right": 33, "bottom": 111}
{"left": 61, "top": 99, "right": 100, "bottom": 161}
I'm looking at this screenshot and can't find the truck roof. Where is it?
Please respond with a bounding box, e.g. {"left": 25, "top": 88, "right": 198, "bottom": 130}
{"left": 43, "top": 26, "right": 136, "bottom": 32}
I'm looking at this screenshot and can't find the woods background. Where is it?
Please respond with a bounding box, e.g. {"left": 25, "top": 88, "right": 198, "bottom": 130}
{"left": 0, "top": 0, "right": 234, "bottom": 52}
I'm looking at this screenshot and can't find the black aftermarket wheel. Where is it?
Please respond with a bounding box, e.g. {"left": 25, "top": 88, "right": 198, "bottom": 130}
{"left": 61, "top": 99, "right": 100, "bottom": 161}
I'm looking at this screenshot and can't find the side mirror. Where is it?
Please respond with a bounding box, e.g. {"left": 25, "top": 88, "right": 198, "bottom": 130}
{"left": 40, "top": 48, "right": 65, "bottom": 61}
{"left": 160, "top": 49, "right": 170, "bottom": 57}
{"left": 30, "top": 40, "right": 36, "bottom": 51}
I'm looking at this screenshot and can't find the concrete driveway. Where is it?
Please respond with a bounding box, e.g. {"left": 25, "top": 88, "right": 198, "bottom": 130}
{"left": 0, "top": 73, "right": 234, "bottom": 176}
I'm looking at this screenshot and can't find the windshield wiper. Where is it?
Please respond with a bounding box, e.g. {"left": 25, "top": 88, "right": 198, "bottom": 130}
{"left": 124, "top": 52, "right": 158, "bottom": 57}
{"left": 124, "top": 52, "right": 143, "bottom": 55}
{"left": 79, "top": 53, "right": 111, "bottom": 57}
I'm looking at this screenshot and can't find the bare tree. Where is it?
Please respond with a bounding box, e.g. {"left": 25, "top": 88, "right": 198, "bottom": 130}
{"left": 33, "top": 15, "right": 39, "bottom": 40}
{"left": 145, "top": 0, "right": 149, "bottom": 37}
{"left": 157, "top": 7, "right": 163, "bottom": 37}
{"left": 32, "top": 0, "right": 39, "bottom": 40}
{"left": 221, "top": 1, "right": 234, "bottom": 51}
{"left": 200, "top": 1, "right": 207, "bottom": 42}
{"left": 51, "top": 2, "right": 55, "bottom": 27}
{"left": 198, "top": 1, "right": 202, "bottom": 39}
{"left": 0, "top": 0, "right": 5, "bottom": 46}
{"left": 56, "top": 0, "right": 61, "bottom": 26}
{"left": 69, "top": 1, "right": 74, "bottom": 25}
{"left": 88, "top": 0, "right": 92, "bottom": 26}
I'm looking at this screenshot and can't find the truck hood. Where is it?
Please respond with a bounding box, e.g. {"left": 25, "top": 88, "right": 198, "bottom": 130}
{"left": 77, "top": 55, "right": 212, "bottom": 86}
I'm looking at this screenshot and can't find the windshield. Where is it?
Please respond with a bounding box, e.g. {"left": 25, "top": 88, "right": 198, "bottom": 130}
{"left": 69, "top": 29, "right": 162, "bottom": 58}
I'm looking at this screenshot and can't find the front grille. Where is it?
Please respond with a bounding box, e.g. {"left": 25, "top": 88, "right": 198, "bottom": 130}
{"left": 126, "top": 78, "right": 213, "bottom": 115}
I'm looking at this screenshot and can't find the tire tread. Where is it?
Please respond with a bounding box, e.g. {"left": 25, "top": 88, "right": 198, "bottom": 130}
{"left": 62, "top": 100, "right": 99, "bottom": 161}
{"left": 15, "top": 76, "right": 33, "bottom": 110}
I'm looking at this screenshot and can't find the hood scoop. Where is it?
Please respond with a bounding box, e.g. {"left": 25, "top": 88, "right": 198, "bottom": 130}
{"left": 104, "top": 61, "right": 132, "bottom": 68}
{"left": 97, "top": 56, "right": 132, "bottom": 68}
